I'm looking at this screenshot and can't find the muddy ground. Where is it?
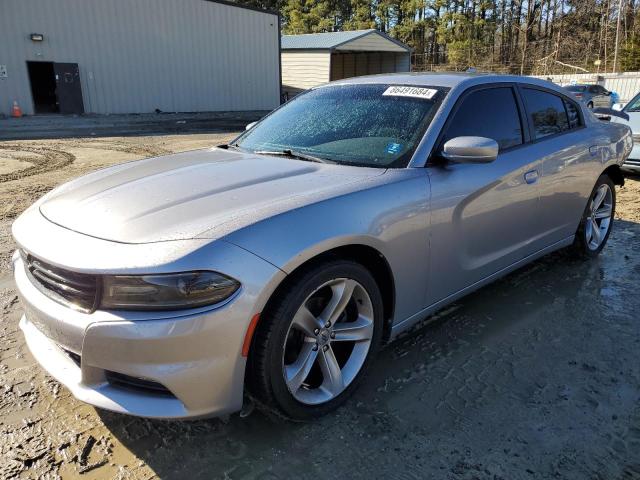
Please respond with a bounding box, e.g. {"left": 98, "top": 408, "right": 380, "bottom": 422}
{"left": 1, "top": 133, "right": 639, "bottom": 479}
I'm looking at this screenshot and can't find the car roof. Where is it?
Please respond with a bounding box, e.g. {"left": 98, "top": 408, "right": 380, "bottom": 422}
{"left": 326, "top": 72, "right": 562, "bottom": 91}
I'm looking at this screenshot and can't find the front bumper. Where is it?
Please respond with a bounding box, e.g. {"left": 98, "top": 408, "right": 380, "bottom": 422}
{"left": 13, "top": 236, "right": 284, "bottom": 419}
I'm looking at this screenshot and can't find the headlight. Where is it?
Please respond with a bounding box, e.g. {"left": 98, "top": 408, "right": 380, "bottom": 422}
{"left": 100, "top": 271, "right": 240, "bottom": 310}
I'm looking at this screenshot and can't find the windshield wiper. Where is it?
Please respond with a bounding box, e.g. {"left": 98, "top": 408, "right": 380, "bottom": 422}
{"left": 218, "top": 143, "right": 242, "bottom": 150}
{"left": 253, "top": 149, "right": 335, "bottom": 164}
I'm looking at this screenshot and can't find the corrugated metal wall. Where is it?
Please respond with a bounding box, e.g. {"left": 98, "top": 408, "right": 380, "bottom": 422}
{"left": 0, "top": 0, "right": 281, "bottom": 115}
{"left": 281, "top": 50, "right": 331, "bottom": 96}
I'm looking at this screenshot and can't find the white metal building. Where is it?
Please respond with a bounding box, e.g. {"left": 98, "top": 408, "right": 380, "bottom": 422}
{"left": 0, "top": 0, "right": 281, "bottom": 116}
{"left": 281, "top": 29, "right": 412, "bottom": 97}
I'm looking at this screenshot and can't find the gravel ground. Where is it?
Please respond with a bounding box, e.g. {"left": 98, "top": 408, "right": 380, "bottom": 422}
{"left": 0, "top": 134, "right": 639, "bottom": 479}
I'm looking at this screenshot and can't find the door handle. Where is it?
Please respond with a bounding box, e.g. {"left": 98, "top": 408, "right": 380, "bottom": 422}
{"left": 524, "top": 170, "right": 539, "bottom": 184}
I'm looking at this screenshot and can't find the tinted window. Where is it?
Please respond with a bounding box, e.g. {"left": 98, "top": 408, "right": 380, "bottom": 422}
{"left": 565, "top": 85, "right": 586, "bottom": 92}
{"left": 589, "top": 85, "right": 599, "bottom": 93}
{"left": 522, "top": 88, "right": 569, "bottom": 138}
{"left": 563, "top": 99, "right": 581, "bottom": 129}
{"left": 441, "top": 87, "right": 523, "bottom": 150}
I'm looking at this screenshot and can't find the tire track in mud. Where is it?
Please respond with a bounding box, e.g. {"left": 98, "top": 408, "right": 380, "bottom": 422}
{"left": 49, "top": 138, "right": 170, "bottom": 158}
{"left": 0, "top": 140, "right": 170, "bottom": 220}
{"left": 0, "top": 145, "right": 75, "bottom": 184}
{"left": 0, "top": 139, "right": 169, "bottom": 184}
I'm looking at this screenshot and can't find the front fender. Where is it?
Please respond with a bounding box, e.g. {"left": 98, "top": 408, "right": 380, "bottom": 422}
{"left": 224, "top": 169, "right": 432, "bottom": 325}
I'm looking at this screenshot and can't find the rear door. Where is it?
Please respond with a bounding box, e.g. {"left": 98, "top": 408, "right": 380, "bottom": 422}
{"left": 53, "top": 63, "right": 84, "bottom": 114}
{"left": 520, "top": 86, "right": 597, "bottom": 244}
{"left": 426, "top": 84, "right": 544, "bottom": 306}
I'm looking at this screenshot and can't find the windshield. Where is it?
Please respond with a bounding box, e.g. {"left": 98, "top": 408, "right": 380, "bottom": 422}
{"left": 565, "top": 85, "right": 587, "bottom": 92}
{"left": 234, "top": 84, "right": 447, "bottom": 168}
{"left": 624, "top": 93, "right": 640, "bottom": 112}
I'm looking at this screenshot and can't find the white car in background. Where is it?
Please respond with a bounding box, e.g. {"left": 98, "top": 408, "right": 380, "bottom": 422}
{"left": 612, "top": 93, "right": 640, "bottom": 173}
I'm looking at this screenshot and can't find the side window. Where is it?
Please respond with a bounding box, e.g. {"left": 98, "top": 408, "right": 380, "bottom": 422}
{"left": 563, "top": 99, "right": 582, "bottom": 129}
{"left": 522, "top": 88, "right": 569, "bottom": 138}
{"left": 589, "top": 85, "right": 599, "bottom": 93}
{"left": 441, "top": 87, "right": 523, "bottom": 150}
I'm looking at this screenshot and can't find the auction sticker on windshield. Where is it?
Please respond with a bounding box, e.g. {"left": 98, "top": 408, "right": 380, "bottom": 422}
{"left": 383, "top": 86, "right": 438, "bottom": 100}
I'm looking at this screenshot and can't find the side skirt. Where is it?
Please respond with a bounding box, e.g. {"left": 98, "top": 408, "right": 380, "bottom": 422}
{"left": 389, "top": 235, "right": 575, "bottom": 339}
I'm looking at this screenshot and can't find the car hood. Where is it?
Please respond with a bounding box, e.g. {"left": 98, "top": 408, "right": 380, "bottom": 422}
{"left": 39, "top": 148, "right": 385, "bottom": 243}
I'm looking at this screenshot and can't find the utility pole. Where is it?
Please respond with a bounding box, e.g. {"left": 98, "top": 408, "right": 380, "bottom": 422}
{"left": 613, "top": 0, "right": 623, "bottom": 73}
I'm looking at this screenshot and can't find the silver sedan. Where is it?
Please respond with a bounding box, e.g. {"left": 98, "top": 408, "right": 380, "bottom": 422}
{"left": 12, "top": 73, "right": 632, "bottom": 420}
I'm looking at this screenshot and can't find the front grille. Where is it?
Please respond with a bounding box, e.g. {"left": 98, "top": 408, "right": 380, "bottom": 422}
{"left": 624, "top": 158, "right": 640, "bottom": 166}
{"left": 105, "top": 371, "right": 173, "bottom": 396}
{"left": 23, "top": 252, "right": 99, "bottom": 313}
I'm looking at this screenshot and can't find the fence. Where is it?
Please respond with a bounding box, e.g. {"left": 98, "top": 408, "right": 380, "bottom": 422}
{"left": 529, "top": 72, "right": 640, "bottom": 103}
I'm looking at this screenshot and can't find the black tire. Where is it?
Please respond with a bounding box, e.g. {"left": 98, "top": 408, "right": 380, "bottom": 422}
{"left": 571, "top": 174, "right": 616, "bottom": 258}
{"left": 247, "top": 259, "right": 384, "bottom": 421}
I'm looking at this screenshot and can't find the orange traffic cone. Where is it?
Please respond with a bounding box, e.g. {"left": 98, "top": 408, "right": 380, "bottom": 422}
{"left": 11, "top": 101, "right": 22, "bottom": 118}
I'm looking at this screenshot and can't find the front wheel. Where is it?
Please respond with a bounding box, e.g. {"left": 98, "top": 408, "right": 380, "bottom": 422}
{"left": 247, "top": 260, "right": 384, "bottom": 420}
{"left": 571, "top": 174, "right": 615, "bottom": 257}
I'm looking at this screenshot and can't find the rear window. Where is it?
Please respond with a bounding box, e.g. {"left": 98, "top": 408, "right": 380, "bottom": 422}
{"left": 522, "top": 88, "right": 570, "bottom": 138}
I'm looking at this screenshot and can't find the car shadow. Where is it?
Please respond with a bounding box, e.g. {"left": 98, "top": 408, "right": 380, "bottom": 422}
{"left": 98, "top": 219, "right": 640, "bottom": 479}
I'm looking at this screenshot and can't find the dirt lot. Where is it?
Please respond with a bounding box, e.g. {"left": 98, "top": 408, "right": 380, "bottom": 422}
{"left": 1, "top": 133, "right": 640, "bottom": 479}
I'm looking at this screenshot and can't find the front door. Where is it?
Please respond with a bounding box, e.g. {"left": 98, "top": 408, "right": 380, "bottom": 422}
{"left": 425, "top": 85, "right": 542, "bottom": 306}
{"left": 53, "top": 63, "right": 84, "bottom": 114}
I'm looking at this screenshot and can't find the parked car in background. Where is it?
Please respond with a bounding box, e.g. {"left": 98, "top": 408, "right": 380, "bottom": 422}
{"left": 564, "top": 84, "right": 613, "bottom": 109}
{"left": 610, "top": 91, "right": 640, "bottom": 173}
{"left": 12, "top": 73, "right": 631, "bottom": 421}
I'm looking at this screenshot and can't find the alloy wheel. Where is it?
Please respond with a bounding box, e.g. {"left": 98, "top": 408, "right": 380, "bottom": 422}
{"left": 282, "top": 278, "right": 374, "bottom": 405}
{"left": 585, "top": 183, "right": 613, "bottom": 250}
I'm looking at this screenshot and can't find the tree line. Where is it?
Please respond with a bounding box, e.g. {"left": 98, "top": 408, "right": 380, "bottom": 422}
{"left": 238, "top": 0, "right": 640, "bottom": 74}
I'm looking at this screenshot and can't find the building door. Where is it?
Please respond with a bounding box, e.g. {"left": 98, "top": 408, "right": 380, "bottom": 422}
{"left": 53, "top": 63, "right": 84, "bottom": 114}
{"left": 27, "top": 61, "right": 84, "bottom": 114}
{"left": 27, "top": 61, "right": 59, "bottom": 114}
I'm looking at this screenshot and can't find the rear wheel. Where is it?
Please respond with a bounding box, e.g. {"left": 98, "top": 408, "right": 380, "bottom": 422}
{"left": 248, "top": 260, "right": 383, "bottom": 420}
{"left": 571, "top": 174, "right": 615, "bottom": 257}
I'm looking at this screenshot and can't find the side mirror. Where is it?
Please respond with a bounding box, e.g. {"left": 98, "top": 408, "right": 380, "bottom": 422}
{"left": 245, "top": 121, "right": 257, "bottom": 131}
{"left": 441, "top": 136, "right": 499, "bottom": 163}
{"left": 592, "top": 107, "right": 629, "bottom": 122}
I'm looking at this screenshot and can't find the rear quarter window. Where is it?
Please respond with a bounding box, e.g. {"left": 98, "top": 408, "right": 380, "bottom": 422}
{"left": 563, "top": 99, "right": 582, "bottom": 129}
